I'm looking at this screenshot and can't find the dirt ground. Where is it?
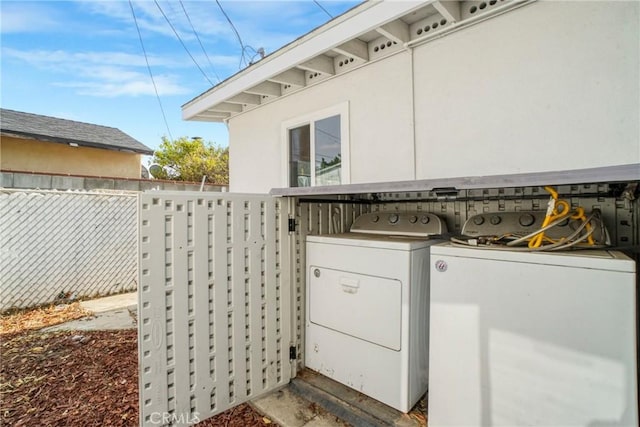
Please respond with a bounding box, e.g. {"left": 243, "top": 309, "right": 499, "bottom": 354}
{"left": 0, "top": 307, "right": 276, "bottom": 426}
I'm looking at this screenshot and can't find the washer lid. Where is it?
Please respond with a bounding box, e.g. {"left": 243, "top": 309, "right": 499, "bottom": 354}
{"left": 350, "top": 212, "right": 447, "bottom": 237}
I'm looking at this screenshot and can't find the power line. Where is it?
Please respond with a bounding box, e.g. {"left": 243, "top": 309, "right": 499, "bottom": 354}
{"left": 179, "top": 0, "right": 221, "bottom": 84}
{"left": 128, "top": 0, "right": 173, "bottom": 142}
{"left": 313, "top": 0, "right": 333, "bottom": 19}
{"left": 154, "top": 0, "right": 215, "bottom": 86}
{"left": 214, "top": 0, "right": 264, "bottom": 68}
{"left": 214, "top": 0, "right": 247, "bottom": 67}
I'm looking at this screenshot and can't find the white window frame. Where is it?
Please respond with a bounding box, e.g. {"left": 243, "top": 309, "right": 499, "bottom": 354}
{"left": 281, "top": 101, "right": 350, "bottom": 188}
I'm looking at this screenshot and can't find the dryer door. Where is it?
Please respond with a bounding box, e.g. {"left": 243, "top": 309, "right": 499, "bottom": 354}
{"left": 308, "top": 265, "right": 402, "bottom": 351}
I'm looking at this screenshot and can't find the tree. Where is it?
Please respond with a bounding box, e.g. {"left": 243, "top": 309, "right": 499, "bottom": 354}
{"left": 150, "top": 136, "right": 229, "bottom": 184}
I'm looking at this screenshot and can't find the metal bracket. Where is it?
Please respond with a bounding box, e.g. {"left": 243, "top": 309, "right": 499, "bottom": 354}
{"left": 432, "top": 187, "right": 458, "bottom": 201}
{"left": 289, "top": 346, "right": 297, "bottom": 361}
{"left": 288, "top": 218, "right": 297, "bottom": 233}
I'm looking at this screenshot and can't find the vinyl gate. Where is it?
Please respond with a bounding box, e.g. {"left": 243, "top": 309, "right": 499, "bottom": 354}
{"left": 138, "top": 192, "right": 292, "bottom": 426}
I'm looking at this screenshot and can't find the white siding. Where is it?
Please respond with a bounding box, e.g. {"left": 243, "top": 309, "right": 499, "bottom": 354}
{"left": 413, "top": 1, "right": 639, "bottom": 180}
{"left": 228, "top": 53, "right": 414, "bottom": 193}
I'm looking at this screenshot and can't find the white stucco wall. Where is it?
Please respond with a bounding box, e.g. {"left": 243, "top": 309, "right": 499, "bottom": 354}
{"left": 413, "top": 1, "right": 639, "bottom": 180}
{"left": 227, "top": 1, "right": 639, "bottom": 193}
{"left": 228, "top": 53, "right": 414, "bottom": 193}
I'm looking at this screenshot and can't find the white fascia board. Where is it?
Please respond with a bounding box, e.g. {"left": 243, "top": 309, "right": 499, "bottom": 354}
{"left": 182, "top": 0, "right": 429, "bottom": 120}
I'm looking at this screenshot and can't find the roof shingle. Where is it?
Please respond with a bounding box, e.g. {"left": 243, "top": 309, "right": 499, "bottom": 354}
{"left": 0, "top": 108, "right": 154, "bottom": 155}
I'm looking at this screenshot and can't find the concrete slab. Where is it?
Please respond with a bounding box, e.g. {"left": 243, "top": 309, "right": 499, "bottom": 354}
{"left": 304, "top": 416, "right": 348, "bottom": 427}
{"left": 80, "top": 292, "right": 137, "bottom": 313}
{"left": 43, "top": 306, "right": 136, "bottom": 332}
{"left": 293, "top": 369, "right": 425, "bottom": 427}
{"left": 41, "top": 292, "right": 138, "bottom": 332}
{"left": 251, "top": 387, "right": 348, "bottom": 427}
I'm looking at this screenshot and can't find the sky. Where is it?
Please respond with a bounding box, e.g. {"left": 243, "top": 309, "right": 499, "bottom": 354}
{"left": 0, "top": 0, "right": 360, "bottom": 162}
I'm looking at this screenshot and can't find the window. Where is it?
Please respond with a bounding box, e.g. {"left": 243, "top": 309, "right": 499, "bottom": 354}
{"left": 283, "top": 103, "right": 349, "bottom": 187}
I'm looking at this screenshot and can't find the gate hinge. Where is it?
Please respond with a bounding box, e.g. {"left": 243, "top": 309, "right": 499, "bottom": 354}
{"left": 289, "top": 346, "right": 297, "bottom": 361}
{"left": 288, "top": 218, "right": 297, "bottom": 233}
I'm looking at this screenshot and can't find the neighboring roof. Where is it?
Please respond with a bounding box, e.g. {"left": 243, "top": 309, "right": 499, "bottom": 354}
{"left": 0, "top": 108, "right": 154, "bottom": 155}
{"left": 182, "top": 0, "right": 531, "bottom": 123}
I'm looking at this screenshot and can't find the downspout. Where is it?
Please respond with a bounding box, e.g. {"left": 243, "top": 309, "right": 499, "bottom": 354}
{"left": 398, "top": 37, "right": 417, "bottom": 181}
{"left": 409, "top": 47, "right": 417, "bottom": 181}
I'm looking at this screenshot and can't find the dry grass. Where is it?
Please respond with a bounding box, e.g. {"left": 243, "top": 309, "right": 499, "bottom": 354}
{"left": 0, "top": 302, "right": 91, "bottom": 337}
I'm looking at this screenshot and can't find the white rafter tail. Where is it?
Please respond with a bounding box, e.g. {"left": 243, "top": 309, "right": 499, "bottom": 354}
{"left": 333, "top": 39, "right": 369, "bottom": 61}
{"left": 433, "top": 0, "right": 461, "bottom": 23}
{"left": 268, "top": 69, "right": 307, "bottom": 87}
{"left": 208, "top": 102, "right": 243, "bottom": 113}
{"left": 192, "top": 111, "right": 231, "bottom": 122}
{"left": 376, "top": 19, "right": 410, "bottom": 44}
{"left": 244, "top": 81, "right": 282, "bottom": 97}
{"left": 298, "top": 55, "right": 336, "bottom": 75}
{"left": 226, "top": 93, "right": 261, "bottom": 105}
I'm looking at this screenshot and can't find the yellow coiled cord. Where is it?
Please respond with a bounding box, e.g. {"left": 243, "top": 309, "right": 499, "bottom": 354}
{"left": 528, "top": 186, "right": 595, "bottom": 249}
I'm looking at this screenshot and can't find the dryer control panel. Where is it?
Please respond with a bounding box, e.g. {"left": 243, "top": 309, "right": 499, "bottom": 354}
{"left": 351, "top": 212, "right": 447, "bottom": 237}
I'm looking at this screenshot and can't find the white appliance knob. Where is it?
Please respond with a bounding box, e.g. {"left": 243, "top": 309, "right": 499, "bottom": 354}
{"left": 473, "top": 216, "right": 485, "bottom": 225}
{"left": 490, "top": 215, "right": 502, "bottom": 225}
{"left": 519, "top": 213, "right": 535, "bottom": 227}
{"left": 409, "top": 215, "right": 418, "bottom": 223}
{"left": 371, "top": 215, "right": 380, "bottom": 223}
{"left": 420, "top": 215, "right": 430, "bottom": 224}
{"left": 389, "top": 214, "right": 399, "bottom": 224}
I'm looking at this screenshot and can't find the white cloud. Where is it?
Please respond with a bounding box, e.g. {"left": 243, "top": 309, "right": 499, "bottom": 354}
{"left": 75, "top": 0, "right": 229, "bottom": 42}
{"left": 1, "top": 0, "right": 359, "bottom": 98}
{"left": 0, "top": 2, "right": 62, "bottom": 34}
{"left": 2, "top": 46, "right": 196, "bottom": 97}
{"left": 55, "top": 74, "right": 190, "bottom": 97}
{"left": 2, "top": 48, "right": 181, "bottom": 69}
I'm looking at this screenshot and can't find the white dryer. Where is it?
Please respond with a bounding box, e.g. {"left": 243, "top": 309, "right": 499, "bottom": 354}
{"left": 305, "top": 212, "right": 446, "bottom": 413}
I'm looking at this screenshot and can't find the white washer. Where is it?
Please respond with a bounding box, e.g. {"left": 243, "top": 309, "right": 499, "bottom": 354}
{"left": 305, "top": 212, "right": 446, "bottom": 413}
{"left": 429, "top": 243, "right": 638, "bottom": 426}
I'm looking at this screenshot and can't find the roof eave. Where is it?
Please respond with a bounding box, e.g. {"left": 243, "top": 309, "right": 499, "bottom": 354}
{"left": 182, "top": 1, "right": 428, "bottom": 121}
{"left": 182, "top": 0, "right": 535, "bottom": 123}
{"left": 0, "top": 130, "right": 154, "bottom": 156}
